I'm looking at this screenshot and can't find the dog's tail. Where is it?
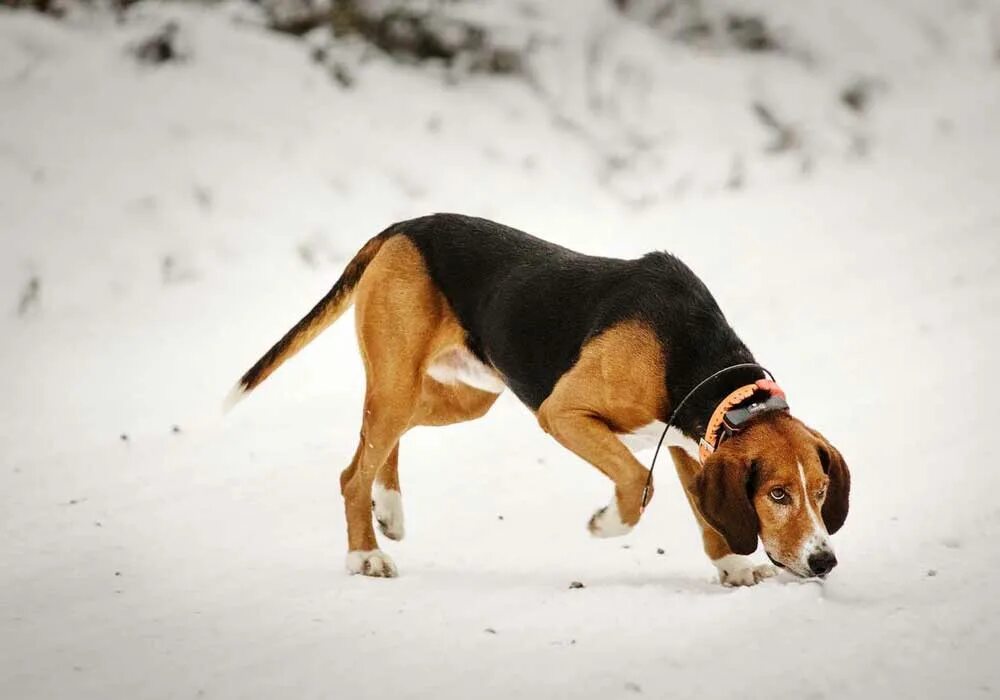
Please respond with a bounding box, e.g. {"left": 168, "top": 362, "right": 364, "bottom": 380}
{"left": 226, "top": 231, "right": 392, "bottom": 408}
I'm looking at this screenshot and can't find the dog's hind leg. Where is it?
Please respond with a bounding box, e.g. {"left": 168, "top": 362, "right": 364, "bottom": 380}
{"left": 371, "top": 371, "right": 502, "bottom": 542}
{"left": 340, "top": 235, "right": 467, "bottom": 577}
{"left": 342, "top": 388, "right": 415, "bottom": 577}
{"left": 412, "top": 374, "right": 500, "bottom": 427}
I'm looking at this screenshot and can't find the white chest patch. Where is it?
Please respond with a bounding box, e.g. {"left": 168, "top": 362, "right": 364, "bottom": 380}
{"left": 617, "top": 421, "right": 700, "bottom": 463}
{"left": 426, "top": 346, "right": 506, "bottom": 394}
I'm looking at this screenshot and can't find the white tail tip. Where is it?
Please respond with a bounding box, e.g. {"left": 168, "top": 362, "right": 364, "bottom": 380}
{"left": 222, "top": 384, "right": 248, "bottom": 414}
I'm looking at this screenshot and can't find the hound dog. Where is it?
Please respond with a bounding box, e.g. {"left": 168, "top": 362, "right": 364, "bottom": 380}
{"left": 231, "top": 214, "right": 850, "bottom": 585}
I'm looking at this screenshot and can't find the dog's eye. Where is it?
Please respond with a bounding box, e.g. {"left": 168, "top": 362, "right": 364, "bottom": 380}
{"left": 816, "top": 488, "right": 826, "bottom": 500}
{"left": 769, "top": 487, "right": 787, "bottom": 502}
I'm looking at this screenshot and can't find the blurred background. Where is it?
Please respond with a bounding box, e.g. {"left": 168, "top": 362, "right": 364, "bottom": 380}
{"left": 2, "top": 1, "right": 999, "bottom": 698}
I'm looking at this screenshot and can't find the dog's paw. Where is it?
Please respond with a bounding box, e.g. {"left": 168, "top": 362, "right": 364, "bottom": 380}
{"left": 713, "top": 555, "right": 777, "bottom": 587}
{"left": 346, "top": 549, "right": 398, "bottom": 578}
{"left": 372, "top": 483, "right": 405, "bottom": 541}
{"left": 588, "top": 500, "right": 633, "bottom": 538}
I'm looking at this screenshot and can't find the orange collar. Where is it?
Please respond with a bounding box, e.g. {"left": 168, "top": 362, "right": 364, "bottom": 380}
{"left": 698, "top": 379, "right": 787, "bottom": 464}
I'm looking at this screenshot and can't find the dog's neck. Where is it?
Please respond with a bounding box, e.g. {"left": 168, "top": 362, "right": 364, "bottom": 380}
{"left": 667, "top": 364, "right": 768, "bottom": 440}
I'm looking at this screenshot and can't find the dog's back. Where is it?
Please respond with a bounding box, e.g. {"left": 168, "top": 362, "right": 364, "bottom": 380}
{"left": 402, "top": 214, "right": 634, "bottom": 407}
{"left": 400, "top": 214, "right": 748, "bottom": 413}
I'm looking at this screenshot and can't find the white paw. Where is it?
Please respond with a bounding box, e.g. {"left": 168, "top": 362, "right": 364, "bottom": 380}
{"left": 346, "top": 549, "right": 398, "bottom": 578}
{"left": 372, "top": 483, "right": 405, "bottom": 541}
{"left": 588, "top": 500, "right": 634, "bottom": 538}
{"left": 713, "top": 555, "right": 777, "bottom": 587}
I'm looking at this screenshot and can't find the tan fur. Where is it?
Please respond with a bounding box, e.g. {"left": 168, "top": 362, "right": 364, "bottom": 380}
{"left": 746, "top": 416, "right": 833, "bottom": 569}
{"left": 537, "top": 321, "right": 667, "bottom": 529}
{"left": 370, "top": 379, "right": 500, "bottom": 498}
{"left": 690, "top": 412, "right": 846, "bottom": 573}
{"left": 337, "top": 236, "right": 500, "bottom": 560}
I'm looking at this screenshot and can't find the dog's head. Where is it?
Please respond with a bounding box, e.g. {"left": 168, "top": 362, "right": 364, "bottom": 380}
{"left": 693, "top": 412, "right": 850, "bottom": 577}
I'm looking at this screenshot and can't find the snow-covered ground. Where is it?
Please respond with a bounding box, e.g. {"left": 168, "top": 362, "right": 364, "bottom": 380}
{"left": 2, "top": 1, "right": 999, "bottom": 698}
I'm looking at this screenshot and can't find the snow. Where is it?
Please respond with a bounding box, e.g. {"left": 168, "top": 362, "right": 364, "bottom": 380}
{"left": 2, "top": 1, "right": 999, "bottom": 698}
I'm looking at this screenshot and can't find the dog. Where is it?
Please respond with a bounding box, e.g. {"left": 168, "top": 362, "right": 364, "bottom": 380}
{"left": 231, "top": 214, "right": 850, "bottom": 585}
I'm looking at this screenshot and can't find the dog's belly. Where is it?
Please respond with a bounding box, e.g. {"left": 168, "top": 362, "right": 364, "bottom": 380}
{"left": 617, "top": 421, "right": 700, "bottom": 462}
{"left": 426, "top": 346, "right": 506, "bottom": 394}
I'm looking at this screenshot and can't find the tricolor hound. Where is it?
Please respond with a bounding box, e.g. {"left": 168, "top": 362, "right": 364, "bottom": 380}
{"left": 230, "top": 214, "right": 850, "bottom": 586}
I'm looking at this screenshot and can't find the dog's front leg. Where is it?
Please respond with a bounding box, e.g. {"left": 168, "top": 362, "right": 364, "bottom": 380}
{"left": 538, "top": 404, "right": 652, "bottom": 536}
{"left": 536, "top": 321, "right": 667, "bottom": 537}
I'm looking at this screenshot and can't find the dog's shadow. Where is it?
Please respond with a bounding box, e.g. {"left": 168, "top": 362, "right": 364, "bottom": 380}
{"left": 406, "top": 565, "right": 737, "bottom": 596}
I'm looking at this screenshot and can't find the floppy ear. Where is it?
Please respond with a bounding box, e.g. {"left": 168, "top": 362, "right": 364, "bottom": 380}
{"left": 817, "top": 439, "right": 851, "bottom": 534}
{"left": 692, "top": 452, "right": 759, "bottom": 555}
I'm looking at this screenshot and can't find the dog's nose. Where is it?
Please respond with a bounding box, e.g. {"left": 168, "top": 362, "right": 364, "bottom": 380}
{"left": 807, "top": 550, "right": 838, "bottom": 577}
